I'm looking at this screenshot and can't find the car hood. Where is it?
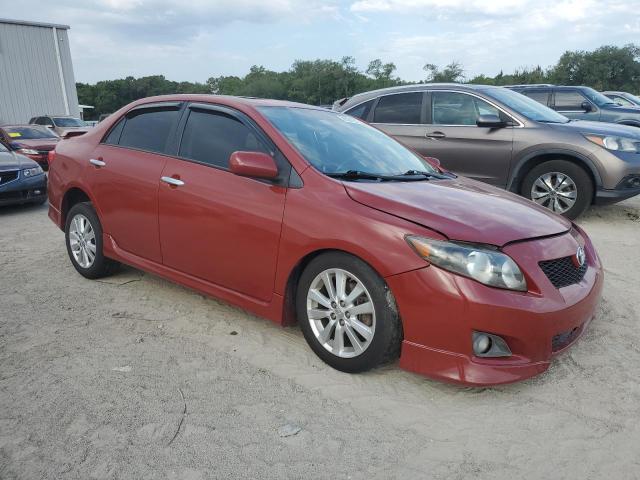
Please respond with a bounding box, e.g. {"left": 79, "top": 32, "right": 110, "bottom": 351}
{"left": 10, "top": 138, "right": 59, "bottom": 150}
{"left": 0, "top": 150, "right": 38, "bottom": 170}
{"left": 555, "top": 120, "right": 640, "bottom": 138}
{"left": 344, "top": 176, "right": 571, "bottom": 246}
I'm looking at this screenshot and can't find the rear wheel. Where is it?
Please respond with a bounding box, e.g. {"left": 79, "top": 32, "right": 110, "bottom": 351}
{"left": 521, "top": 160, "right": 593, "bottom": 219}
{"left": 296, "top": 252, "right": 401, "bottom": 373}
{"left": 65, "top": 202, "right": 118, "bottom": 279}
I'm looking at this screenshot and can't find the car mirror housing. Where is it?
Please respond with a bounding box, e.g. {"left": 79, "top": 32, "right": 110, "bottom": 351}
{"left": 581, "top": 101, "right": 593, "bottom": 112}
{"left": 229, "top": 151, "right": 278, "bottom": 179}
{"left": 476, "top": 114, "right": 506, "bottom": 128}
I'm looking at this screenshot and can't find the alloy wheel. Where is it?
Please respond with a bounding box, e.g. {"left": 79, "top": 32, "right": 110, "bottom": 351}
{"left": 68, "top": 213, "right": 97, "bottom": 268}
{"left": 306, "top": 268, "right": 376, "bottom": 358}
{"left": 530, "top": 172, "right": 577, "bottom": 214}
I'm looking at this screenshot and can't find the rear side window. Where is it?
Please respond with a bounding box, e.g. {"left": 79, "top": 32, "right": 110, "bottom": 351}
{"left": 522, "top": 90, "right": 550, "bottom": 106}
{"left": 345, "top": 99, "right": 374, "bottom": 120}
{"left": 554, "top": 91, "right": 586, "bottom": 111}
{"left": 373, "top": 92, "right": 423, "bottom": 124}
{"left": 178, "top": 109, "right": 268, "bottom": 168}
{"left": 118, "top": 107, "right": 180, "bottom": 154}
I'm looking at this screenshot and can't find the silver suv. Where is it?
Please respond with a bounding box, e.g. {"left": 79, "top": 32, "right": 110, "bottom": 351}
{"left": 334, "top": 84, "right": 640, "bottom": 219}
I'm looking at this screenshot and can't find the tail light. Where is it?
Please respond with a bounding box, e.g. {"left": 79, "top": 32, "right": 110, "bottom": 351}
{"left": 48, "top": 150, "right": 56, "bottom": 166}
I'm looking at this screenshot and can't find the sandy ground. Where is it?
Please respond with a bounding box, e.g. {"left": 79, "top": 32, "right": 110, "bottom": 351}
{"left": 1, "top": 197, "right": 639, "bottom": 480}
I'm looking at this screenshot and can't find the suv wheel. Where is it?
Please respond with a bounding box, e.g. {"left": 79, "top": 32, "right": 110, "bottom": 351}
{"left": 65, "top": 202, "right": 118, "bottom": 279}
{"left": 296, "top": 252, "right": 401, "bottom": 373}
{"left": 521, "top": 160, "right": 593, "bottom": 219}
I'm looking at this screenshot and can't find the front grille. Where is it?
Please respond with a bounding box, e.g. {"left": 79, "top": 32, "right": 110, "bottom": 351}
{"left": 0, "top": 170, "right": 19, "bottom": 185}
{"left": 539, "top": 256, "right": 587, "bottom": 288}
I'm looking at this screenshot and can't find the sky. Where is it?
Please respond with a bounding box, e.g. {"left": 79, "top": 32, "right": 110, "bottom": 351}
{"left": 4, "top": 0, "right": 640, "bottom": 84}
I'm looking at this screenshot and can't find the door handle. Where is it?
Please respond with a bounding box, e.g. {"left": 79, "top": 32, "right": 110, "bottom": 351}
{"left": 89, "top": 158, "right": 106, "bottom": 167}
{"left": 161, "top": 176, "right": 185, "bottom": 187}
{"left": 426, "top": 131, "right": 446, "bottom": 139}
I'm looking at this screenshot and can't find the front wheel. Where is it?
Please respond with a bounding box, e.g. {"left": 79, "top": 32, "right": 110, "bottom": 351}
{"left": 296, "top": 252, "right": 401, "bottom": 373}
{"left": 65, "top": 202, "right": 118, "bottom": 279}
{"left": 521, "top": 160, "right": 593, "bottom": 219}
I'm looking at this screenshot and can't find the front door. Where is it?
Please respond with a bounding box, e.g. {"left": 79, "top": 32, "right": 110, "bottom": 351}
{"left": 158, "top": 105, "right": 287, "bottom": 302}
{"left": 420, "top": 91, "right": 514, "bottom": 187}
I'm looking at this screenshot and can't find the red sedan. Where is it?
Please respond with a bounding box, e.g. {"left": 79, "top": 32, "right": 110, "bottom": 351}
{"left": 0, "top": 125, "right": 59, "bottom": 170}
{"left": 46, "top": 95, "right": 603, "bottom": 386}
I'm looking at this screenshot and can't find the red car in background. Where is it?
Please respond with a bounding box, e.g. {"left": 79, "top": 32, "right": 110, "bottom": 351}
{"left": 0, "top": 125, "right": 59, "bottom": 170}
{"left": 47, "top": 95, "right": 603, "bottom": 386}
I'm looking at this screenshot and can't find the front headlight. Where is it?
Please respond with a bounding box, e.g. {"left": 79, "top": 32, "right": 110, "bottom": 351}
{"left": 17, "top": 148, "right": 39, "bottom": 155}
{"left": 584, "top": 134, "right": 640, "bottom": 153}
{"left": 22, "top": 166, "right": 44, "bottom": 177}
{"left": 406, "top": 236, "right": 527, "bottom": 291}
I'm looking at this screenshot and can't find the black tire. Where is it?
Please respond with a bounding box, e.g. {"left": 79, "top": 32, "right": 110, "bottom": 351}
{"left": 521, "top": 160, "right": 593, "bottom": 220}
{"left": 296, "top": 252, "right": 401, "bottom": 373}
{"left": 65, "top": 202, "right": 118, "bottom": 279}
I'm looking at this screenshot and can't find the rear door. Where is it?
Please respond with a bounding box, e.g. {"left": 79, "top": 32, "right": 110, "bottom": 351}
{"left": 552, "top": 89, "right": 600, "bottom": 121}
{"left": 419, "top": 90, "right": 514, "bottom": 187}
{"left": 86, "top": 102, "right": 183, "bottom": 263}
{"left": 367, "top": 91, "right": 430, "bottom": 154}
{"left": 158, "top": 103, "right": 288, "bottom": 302}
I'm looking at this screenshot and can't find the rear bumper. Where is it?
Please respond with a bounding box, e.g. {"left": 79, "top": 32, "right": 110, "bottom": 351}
{"left": 595, "top": 186, "right": 640, "bottom": 205}
{"left": 0, "top": 174, "right": 47, "bottom": 207}
{"left": 388, "top": 229, "right": 603, "bottom": 386}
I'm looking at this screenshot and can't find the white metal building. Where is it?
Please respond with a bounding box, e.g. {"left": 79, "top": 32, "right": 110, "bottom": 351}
{"left": 0, "top": 18, "right": 80, "bottom": 125}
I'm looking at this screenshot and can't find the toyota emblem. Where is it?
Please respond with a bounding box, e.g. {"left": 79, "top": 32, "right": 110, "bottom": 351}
{"left": 575, "top": 246, "right": 586, "bottom": 267}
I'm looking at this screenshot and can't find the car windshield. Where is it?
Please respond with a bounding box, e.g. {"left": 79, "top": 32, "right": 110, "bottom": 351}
{"left": 581, "top": 88, "right": 617, "bottom": 107}
{"left": 257, "top": 107, "right": 436, "bottom": 177}
{"left": 0, "top": 142, "right": 8, "bottom": 152}
{"left": 623, "top": 93, "right": 640, "bottom": 106}
{"left": 4, "top": 126, "right": 59, "bottom": 139}
{"left": 483, "top": 88, "right": 570, "bottom": 123}
{"left": 53, "top": 117, "right": 86, "bottom": 127}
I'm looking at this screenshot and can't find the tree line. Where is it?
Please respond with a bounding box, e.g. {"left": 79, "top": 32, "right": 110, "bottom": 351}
{"left": 77, "top": 44, "right": 640, "bottom": 120}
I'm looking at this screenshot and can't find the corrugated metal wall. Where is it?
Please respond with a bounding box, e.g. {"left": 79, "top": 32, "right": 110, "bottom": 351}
{"left": 0, "top": 21, "right": 80, "bottom": 125}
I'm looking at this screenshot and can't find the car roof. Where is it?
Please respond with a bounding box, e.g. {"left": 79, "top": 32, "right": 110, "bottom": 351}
{"left": 340, "top": 83, "right": 496, "bottom": 107}
{"left": 126, "top": 94, "right": 327, "bottom": 111}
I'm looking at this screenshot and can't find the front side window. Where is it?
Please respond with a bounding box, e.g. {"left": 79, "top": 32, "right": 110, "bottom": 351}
{"left": 258, "top": 106, "right": 436, "bottom": 176}
{"left": 373, "top": 92, "right": 423, "bottom": 124}
{"left": 345, "top": 99, "right": 374, "bottom": 120}
{"left": 610, "top": 95, "right": 634, "bottom": 107}
{"left": 554, "top": 91, "right": 588, "bottom": 111}
{"left": 523, "top": 90, "right": 550, "bottom": 106}
{"left": 179, "top": 109, "right": 268, "bottom": 168}
{"left": 432, "top": 92, "right": 500, "bottom": 125}
{"left": 118, "top": 107, "right": 180, "bottom": 154}
{"left": 482, "top": 87, "right": 569, "bottom": 123}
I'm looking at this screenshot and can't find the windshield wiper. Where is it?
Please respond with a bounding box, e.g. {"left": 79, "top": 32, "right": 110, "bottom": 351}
{"left": 402, "top": 169, "right": 451, "bottom": 180}
{"left": 327, "top": 170, "right": 441, "bottom": 182}
{"left": 327, "top": 170, "right": 392, "bottom": 181}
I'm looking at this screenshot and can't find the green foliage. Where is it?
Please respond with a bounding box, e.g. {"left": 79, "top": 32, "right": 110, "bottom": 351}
{"left": 77, "top": 44, "right": 640, "bottom": 120}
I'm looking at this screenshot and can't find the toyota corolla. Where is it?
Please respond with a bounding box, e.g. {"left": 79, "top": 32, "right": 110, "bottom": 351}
{"left": 47, "top": 95, "right": 603, "bottom": 385}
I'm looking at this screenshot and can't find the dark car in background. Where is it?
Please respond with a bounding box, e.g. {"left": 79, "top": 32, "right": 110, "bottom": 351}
{"left": 0, "top": 141, "right": 47, "bottom": 207}
{"left": 0, "top": 125, "right": 59, "bottom": 170}
{"left": 335, "top": 84, "right": 640, "bottom": 219}
{"left": 508, "top": 85, "right": 640, "bottom": 127}
{"left": 602, "top": 91, "right": 640, "bottom": 108}
{"left": 29, "top": 115, "right": 89, "bottom": 138}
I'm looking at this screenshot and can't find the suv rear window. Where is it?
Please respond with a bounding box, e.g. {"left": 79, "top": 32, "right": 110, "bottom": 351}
{"left": 118, "top": 107, "right": 180, "bottom": 154}
{"left": 373, "top": 92, "right": 423, "bottom": 124}
{"left": 345, "top": 99, "right": 374, "bottom": 120}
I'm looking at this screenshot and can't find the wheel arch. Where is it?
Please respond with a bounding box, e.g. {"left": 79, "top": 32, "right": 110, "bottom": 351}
{"left": 61, "top": 186, "right": 93, "bottom": 227}
{"left": 507, "top": 150, "right": 601, "bottom": 202}
{"left": 281, "top": 248, "right": 400, "bottom": 329}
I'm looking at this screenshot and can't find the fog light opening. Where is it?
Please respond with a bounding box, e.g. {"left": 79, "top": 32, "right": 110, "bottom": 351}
{"left": 472, "top": 331, "right": 512, "bottom": 358}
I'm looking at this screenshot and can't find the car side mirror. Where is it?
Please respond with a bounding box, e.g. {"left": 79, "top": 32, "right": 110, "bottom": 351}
{"left": 476, "top": 114, "right": 506, "bottom": 128}
{"left": 229, "top": 151, "right": 278, "bottom": 179}
{"left": 581, "top": 101, "right": 593, "bottom": 112}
